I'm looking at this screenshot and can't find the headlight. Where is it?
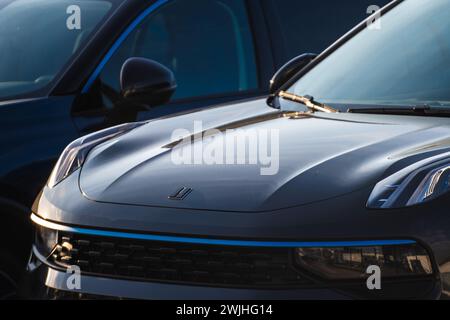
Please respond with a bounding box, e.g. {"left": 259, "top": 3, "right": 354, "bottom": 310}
{"left": 367, "top": 157, "right": 450, "bottom": 209}
{"left": 48, "top": 122, "right": 146, "bottom": 188}
{"left": 295, "top": 243, "right": 432, "bottom": 280}
{"left": 34, "top": 225, "right": 58, "bottom": 259}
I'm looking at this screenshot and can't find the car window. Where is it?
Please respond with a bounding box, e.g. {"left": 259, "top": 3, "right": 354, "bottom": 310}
{"left": 290, "top": 0, "right": 450, "bottom": 107}
{"left": 100, "top": 0, "right": 258, "bottom": 103}
{"left": 267, "top": 0, "right": 391, "bottom": 61}
{"left": 0, "top": 0, "right": 114, "bottom": 102}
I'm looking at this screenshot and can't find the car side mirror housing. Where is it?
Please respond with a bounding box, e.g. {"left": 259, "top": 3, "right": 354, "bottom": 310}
{"left": 269, "top": 53, "right": 317, "bottom": 95}
{"left": 120, "top": 57, "right": 177, "bottom": 107}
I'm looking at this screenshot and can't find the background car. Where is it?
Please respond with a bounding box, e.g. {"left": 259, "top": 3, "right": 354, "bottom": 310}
{"left": 29, "top": 0, "right": 450, "bottom": 299}
{"left": 0, "top": 0, "right": 390, "bottom": 298}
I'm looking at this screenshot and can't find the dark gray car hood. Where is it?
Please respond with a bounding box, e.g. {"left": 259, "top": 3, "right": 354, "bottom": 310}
{"left": 79, "top": 99, "right": 450, "bottom": 212}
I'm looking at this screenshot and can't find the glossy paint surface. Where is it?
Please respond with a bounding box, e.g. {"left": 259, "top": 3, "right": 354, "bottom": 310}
{"left": 78, "top": 99, "right": 450, "bottom": 212}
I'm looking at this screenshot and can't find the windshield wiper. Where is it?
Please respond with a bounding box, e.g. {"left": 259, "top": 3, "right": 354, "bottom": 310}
{"left": 278, "top": 91, "right": 339, "bottom": 113}
{"left": 348, "top": 105, "right": 450, "bottom": 116}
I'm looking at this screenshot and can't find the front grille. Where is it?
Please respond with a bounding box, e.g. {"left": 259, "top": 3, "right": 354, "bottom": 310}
{"left": 51, "top": 232, "right": 312, "bottom": 288}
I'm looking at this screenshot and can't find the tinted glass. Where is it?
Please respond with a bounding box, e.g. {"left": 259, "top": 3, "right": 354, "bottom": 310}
{"left": 290, "top": 0, "right": 450, "bottom": 108}
{"left": 100, "top": 0, "right": 258, "bottom": 101}
{"left": 269, "top": 0, "right": 391, "bottom": 61}
{"left": 0, "top": 0, "right": 113, "bottom": 101}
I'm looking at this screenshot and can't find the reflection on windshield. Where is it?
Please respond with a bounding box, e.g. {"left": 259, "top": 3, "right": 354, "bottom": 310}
{"left": 0, "top": 0, "right": 112, "bottom": 101}
{"left": 290, "top": 0, "right": 450, "bottom": 109}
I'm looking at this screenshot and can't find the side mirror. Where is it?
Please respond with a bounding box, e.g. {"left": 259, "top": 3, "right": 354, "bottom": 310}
{"left": 269, "top": 53, "right": 317, "bottom": 95}
{"left": 120, "top": 57, "right": 177, "bottom": 107}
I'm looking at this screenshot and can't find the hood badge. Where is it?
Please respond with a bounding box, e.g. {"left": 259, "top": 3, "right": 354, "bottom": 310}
{"left": 168, "top": 187, "right": 193, "bottom": 200}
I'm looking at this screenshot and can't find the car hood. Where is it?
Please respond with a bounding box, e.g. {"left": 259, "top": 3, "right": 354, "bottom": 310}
{"left": 79, "top": 98, "right": 450, "bottom": 212}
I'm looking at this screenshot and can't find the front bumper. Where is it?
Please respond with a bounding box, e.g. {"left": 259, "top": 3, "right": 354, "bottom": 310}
{"left": 30, "top": 262, "right": 357, "bottom": 300}
{"left": 28, "top": 255, "right": 443, "bottom": 300}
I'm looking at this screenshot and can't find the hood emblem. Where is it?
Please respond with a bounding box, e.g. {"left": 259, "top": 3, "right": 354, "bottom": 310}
{"left": 168, "top": 187, "right": 193, "bottom": 200}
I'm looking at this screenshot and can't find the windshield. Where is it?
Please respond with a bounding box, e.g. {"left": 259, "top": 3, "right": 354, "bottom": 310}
{"left": 0, "top": 0, "right": 114, "bottom": 101}
{"left": 289, "top": 0, "right": 450, "bottom": 110}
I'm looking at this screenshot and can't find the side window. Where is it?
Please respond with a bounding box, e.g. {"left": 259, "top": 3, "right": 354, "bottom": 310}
{"left": 100, "top": 0, "right": 258, "bottom": 103}
{"left": 267, "top": 0, "right": 391, "bottom": 62}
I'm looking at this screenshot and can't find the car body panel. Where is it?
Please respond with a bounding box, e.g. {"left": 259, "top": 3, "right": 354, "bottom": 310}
{"left": 79, "top": 99, "right": 450, "bottom": 212}
{"left": 35, "top": 266, "right": 439, "bottom": 300}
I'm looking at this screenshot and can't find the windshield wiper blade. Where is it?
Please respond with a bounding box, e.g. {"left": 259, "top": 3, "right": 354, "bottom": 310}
{"left": 278, "top": 91, "right": 339, "bottom": 113}
{"left": 348, "top": 105, "right": 450, "bottom": 116}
